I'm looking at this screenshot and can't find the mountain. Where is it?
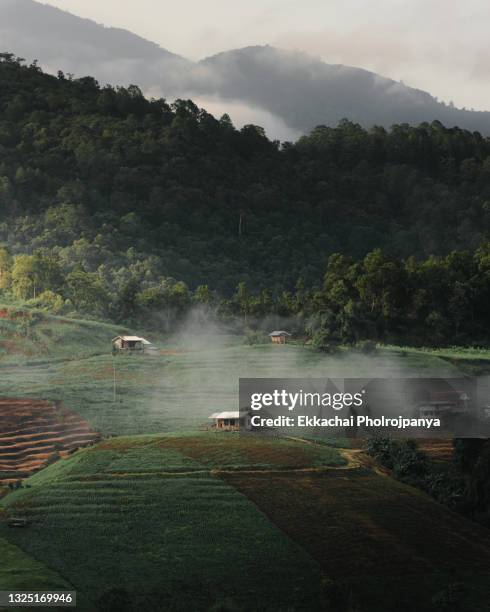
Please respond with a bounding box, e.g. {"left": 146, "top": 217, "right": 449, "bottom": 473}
{"left": 0, "top": 0, "right": 190, "bottom": 88}
{"left": 2, "top": 0, "right": 490, "bottom": 137}
{"left": 199, "top": 46, "right": 490, "bottom": 134}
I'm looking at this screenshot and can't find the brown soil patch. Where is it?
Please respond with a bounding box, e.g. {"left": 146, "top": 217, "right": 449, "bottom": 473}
{"left": 0, "top": 398, "right": 100, "bottom": 484}
{"left": 0, "top": 309, "right": 31, "bottom": 320}
{"left": 222, "top": 469, "right": 490, "bottom": 610}
{"left": 419, "top": 438, "right": 454, "bottom": 463}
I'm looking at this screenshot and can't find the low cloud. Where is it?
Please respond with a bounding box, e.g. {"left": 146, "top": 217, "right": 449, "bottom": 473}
{"left": 273, "top": 16, "right": 490, "bottom": 112}
{"left": 182, "top": 95, "right": 302, "bottom": 142}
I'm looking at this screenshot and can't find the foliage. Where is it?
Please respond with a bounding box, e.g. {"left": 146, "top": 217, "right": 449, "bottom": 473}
{"left": 454, "top": 439, "right": 490, "bottom": 526}
{"left": 367, "top": 437, "right": 469, "bottom": 508}
{"left": 311, "top": 330, "right": 338, "bottom": 353}
{"left": 355, "top": 340, "right": 377, "bottom": 354}
{"left": 366, "top": 437, "right": 428, "bottom": 479}
{"left": 0, "top": 55, "right": 489, "bottom": 340}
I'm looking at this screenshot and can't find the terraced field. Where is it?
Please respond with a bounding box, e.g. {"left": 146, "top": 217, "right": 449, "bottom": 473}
{"left": 222, "top": 468, "right": 490, "bottom": 611}
{"left": 0, "top": 398, "right": 100, "bottom": 484}
{"left": 2, "top": 434, "right": 490, "bottom": 611}
{"left": 1, "top": 436, "right": 335, "bottom": 610}
{"left": 2, "top": 307, "right": 490, "bottom": 610}
{"left": 419, "top": 439, "right": 454, "bottom": 463}
{"left": 0, "top": 535, "right": 72, "bottom": 592}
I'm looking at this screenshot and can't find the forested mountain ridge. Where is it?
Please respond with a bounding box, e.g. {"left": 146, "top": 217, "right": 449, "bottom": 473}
{"left": 3, "top": 0, "right": 490, "bottom": 137}
{"left": 0, "top": 55, "right": 489, "bottom": 344}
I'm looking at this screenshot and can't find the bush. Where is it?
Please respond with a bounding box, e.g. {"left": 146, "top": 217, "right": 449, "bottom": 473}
{"left": 392, "top": 440, "right": 428, "bottom": 480}
{"left": 244, "top": 329, "right": 267, "bottom": 345}
{"left": 28, "top": 290, "right": 66, "bottom": 314}
{"left": 423, "top": 470, "right": 465, "bottom": 508}
{"left": 355, "top": 340, "right": 377, "bottom": 354}
{"left": 366, "top": 437, "right": 428, "bottom": 479}
{"left": 365, "top": 437, "right": 397, "bottom": 469}
{"left": 311, "top": 330, "right": 338, "bottom": 353}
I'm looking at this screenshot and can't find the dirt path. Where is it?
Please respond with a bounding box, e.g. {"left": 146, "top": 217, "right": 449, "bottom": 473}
{"left": 284, "top": 436, "right": 391, "bottom": 476}
{"left": 73, "top": 450, "right": 370, "bottom": 481}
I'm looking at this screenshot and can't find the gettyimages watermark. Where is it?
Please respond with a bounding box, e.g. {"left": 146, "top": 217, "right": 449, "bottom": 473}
{"left": 238, "top": 377, "right": 490, "bottom": 438}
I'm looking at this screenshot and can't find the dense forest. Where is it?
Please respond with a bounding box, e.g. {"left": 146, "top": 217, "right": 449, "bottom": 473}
{"left": 0, "top": 53, "right": 489, "bottom": 344}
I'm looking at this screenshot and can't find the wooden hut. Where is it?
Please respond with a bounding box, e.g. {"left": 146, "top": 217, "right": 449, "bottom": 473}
{"left": 209, "top": 411, "right": 250, "bottom": 431}
{"left": 112, "top": 335, "right": 151, "bottom": 352}
{"left": 269, "top": 331, "right": 291, "bottom": 345}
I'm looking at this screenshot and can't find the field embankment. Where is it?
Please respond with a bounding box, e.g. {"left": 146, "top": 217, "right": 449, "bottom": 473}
{"left": 0, "top": 398, "right": 100, "bottom": 484}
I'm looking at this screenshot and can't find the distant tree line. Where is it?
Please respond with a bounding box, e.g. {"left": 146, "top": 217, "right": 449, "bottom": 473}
{"left": 1, "top": 244, "right": 488, "bottom": 346}
{"left": 0, "top": 54, "right": 489, "bottom": 345}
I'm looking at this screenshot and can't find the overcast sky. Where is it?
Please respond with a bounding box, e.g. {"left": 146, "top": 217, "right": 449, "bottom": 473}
{"left": 46, "top": 0, "right": 490, "bottom": 111}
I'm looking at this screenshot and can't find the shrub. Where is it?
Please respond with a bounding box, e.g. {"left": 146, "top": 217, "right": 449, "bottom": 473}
{"left": 392, "top": 440, "right": 428, "bottom": 480}
{"left": 365, "top": 437, "right": 397, "bottom": 469}
{"left": 366, "top": 437, "right": 428, "bottom": 479}
{"left": 423, "top": 470, "right": 465, "bottom": 508}
{"left": 311, "top": 330, "right": 338, "bottom": 353}
{"left": 355, "top": 340, "right": 377, "bottom": 354}
{"left": 28, "top": 290, "right": 66, "bottom": 314}
{"left": 244, "top": 329, "right": 267, "bottom": 345}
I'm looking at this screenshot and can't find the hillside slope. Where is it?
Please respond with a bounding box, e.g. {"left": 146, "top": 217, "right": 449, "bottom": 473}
{"left": 0, "top": 305, "right": 126, "bottom": 365}
{"left": 0, "top": 536, "right": 72, "bottom": 592}
{"left": 0, "top": 0, "right": 189, "bottom": 88}
{"left": 0, "top": 55, "right": 489, "bottom": 294}
{"left": 2, "top": 435, "right": 490, "bottom": 610}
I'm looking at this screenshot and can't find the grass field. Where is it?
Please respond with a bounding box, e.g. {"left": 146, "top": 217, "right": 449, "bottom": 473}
{"left": 2, "top": 306, "right": 490, "bottom": 611}
{"left": 2, "top": 435, "right": 490, "bottom": 610}
{"left": 0, "top": 303, "right": 478, "bottom": 437}
{"left": 223, "top": 468, "right": 490, "bottom": 611}
{"left": 0, "top": 536, "right": 72, "bottom": 592}
{"left": 0, "top": 435, "right": 338, "bottom": 610}
{"left": 0, "top": 304, "right": 127, "bottom": 365}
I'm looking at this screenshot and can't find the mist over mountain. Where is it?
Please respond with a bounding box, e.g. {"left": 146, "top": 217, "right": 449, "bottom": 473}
{"left": 0, "top": 0, "right": 190, "bottom": 88}
{"left": 2, "top": 0, "right": 490, "bottom": 138}
{"left": 198, "top": 46, "right": 490, "bottom": 135}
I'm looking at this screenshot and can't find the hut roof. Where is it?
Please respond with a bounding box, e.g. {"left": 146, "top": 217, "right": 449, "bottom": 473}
{"left": 209, "top": 411, "right": 241, "bottom": 420}
{"left": 269, "top": 330, "right": 291, "bottom": 337}
{"left": 112, "top": 335, "right": 151, "bottom": 344}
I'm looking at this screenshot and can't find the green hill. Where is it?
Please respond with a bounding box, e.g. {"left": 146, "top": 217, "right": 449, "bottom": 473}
{"left": 2, "top": 435, "right": 490, "bottom": 611}
{"left": 0, "top": 303, "right": 126, "bottom": 365}
{"left": 0, "top": 319, "right": 464, "bottom": 438}
{"left": 1, "top": 436, "right": 332, "bottom": 611}
{"left": 0, "top": 536, "right": 72, "bottom": 593}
